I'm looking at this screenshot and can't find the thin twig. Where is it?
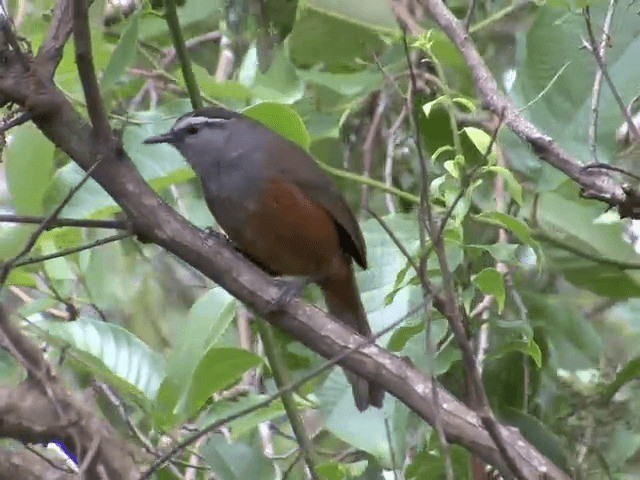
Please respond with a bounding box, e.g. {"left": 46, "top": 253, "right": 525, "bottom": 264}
{"left": 318, "top": 161, "right": 419, "bottom": 205}
{"left": 0, "top": 214, "right": 128, "bottom": 230}
{"left": 436, "top": 108, "right": 506, "bottom": 242}
{"left": 583, "top": 6, "right": 639, "bottom": 143}
{"left": 395, "top": 0, "right": 625, "bottom": 207}
{"left": 403, "top": 31, "right": 526, "bottom": 480}
{"left": 0, "top": 110, "right": 32, "bottom": 132}
{"left": 587, "top": 0, "right": 617, "bottom": 163}
{"left": 361, "top": 93, "right": 387, "bottom": 212}
{"left": 76, "top": 437, "right": 100, "bottom": 478}
{"left": 94, "top": 382, "right": 187, "bottom": 479}
{"left": 164, "top": 31, "right": 221, "bottom": 68}
{"left": 13, "top": 232, "right": 131, "bottom": 268}
{"left": 464, "top": 0, "right": 478, "bottom": 32}
{"left": 256, "top": 319, "right": 320, "bottom": 480}
{"left": 468, "top": 0, "right": 532, "bottom": 35}
{"left": 384, "top": 106, "right": 407, "bottom": 213}
{"left": 163, "top": 0, "right": 203, "bottom": 110}
{"left": 401, "top": 32, "right": 455, "bottom": 480}
{"left": 24, "top": 444, "right": 76, "bottom": 474}
{"left": 0, "top": 160, "right": 103, "bottom": 288}
{"left": 384, "top": 418, "right": 400, "bottom": 480}
{"left": 73, "top": 0, "right": 111, "bottom": 143}
{"left": 36, "top": 0, "right": 76, "bottom": 76}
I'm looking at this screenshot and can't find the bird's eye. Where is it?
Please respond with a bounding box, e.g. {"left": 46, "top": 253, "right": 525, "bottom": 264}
{"left": 186, "top": 125, "right": 199, "bottom": 135}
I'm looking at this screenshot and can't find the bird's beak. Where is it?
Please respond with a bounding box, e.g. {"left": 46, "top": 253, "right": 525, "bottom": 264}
{"left": 143, "top": 131, "right": 174, "bottom": 145}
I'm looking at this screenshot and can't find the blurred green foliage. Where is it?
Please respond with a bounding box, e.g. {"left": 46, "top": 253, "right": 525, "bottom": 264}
{"left": 2, "top": 0, "right": 640, "bottom": 478}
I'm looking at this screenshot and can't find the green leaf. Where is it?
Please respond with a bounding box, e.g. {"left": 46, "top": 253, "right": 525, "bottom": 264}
{"left": 475, "top": 211, "right": 542, "bottom": 261}
{"left": 101, "top": 10, "right": 140, "bottom": 91}
{"left": 5, "top": 124, "right": 55, "bottom": 215}
{"left": 387, "top": 321, "right": 424, "bottom": 352}
{"left": 318, "top": 369, "right": 409, "bottom": 464}
{"left": 482, "top": 166, "right": 523, "bottom": 205}
{"left": 406, "top": 444, "right": 471, "bottom": 479}
{"left": 242, "top": 102, "right": 311, "bottom": 150}
{"left": 200, "top": 394, "right": 285, "bottom": 440}
{"left": 288, "top": 6, "right": 385, "bottom": 70}
{"left": 0, "top": 224, "right": 33, "bottom": 265}
{"left": 466, "top": 243, "right": 519, "bottom": 264}
{"left": 422, "top": 96, "right": 448, "bottom": 118}
{"left": 307, "top": 0, "right": 397, "bottom": 31}
{"left": 201, "top": 434, "right": 275, "bottom": 480}
{"left": 452, "top": 97, "right": 476, "bottom": 113}
{"left": 488, "top": 339, "right": 542, "bottom": 368}
{"left": 501, "top": 408, "right": 569, "bottom": 472}
{"left": 5, "top": 268, "right": 36, "bottom": 288}
{"left": 40, "top": 234, "right": 75, "bottom": 281}
{"left": 45, "top": 162, "right": 119, "bottom": 219}
{"left": 462, "top": 127, "right": 495, "bottom": 158}
{"left": 187, "top": 347, "right": 262, "bottom": 415}
{"left": 239, "top": 45, "right": 303, "bottom": 103}
{"left": 296, "top": 67, "right": 383, "bottom": 96}
{"left": 37, "top": 317, "right": 164, "bottom": 404}
{"left": 504, "top": 7, "right": 640, "bottom": 185}
{"left": 601, "top": 356, "right": 640, "bottom": 401}
{"left": 534, "top": 184, "right": 640, "bottom": 299}
{"left": 156, "top": 288, "right": 236, "bottom": 425}
{"left": 474, "top": 267, "right": 505, "bottom": 312}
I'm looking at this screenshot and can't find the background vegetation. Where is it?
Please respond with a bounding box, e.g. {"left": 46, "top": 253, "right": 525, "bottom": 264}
{"left": 1, "top": 0, "right": 640, "bottom": 478}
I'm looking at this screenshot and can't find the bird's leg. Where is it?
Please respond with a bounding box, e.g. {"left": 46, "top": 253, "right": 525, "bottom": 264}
{"left": 268, "top": 276, "right": 316, "bottom": 312}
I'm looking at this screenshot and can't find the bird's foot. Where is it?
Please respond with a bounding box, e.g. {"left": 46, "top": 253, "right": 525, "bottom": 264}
{"left": 268, "top": 277, "right": 312, "bottom": 312}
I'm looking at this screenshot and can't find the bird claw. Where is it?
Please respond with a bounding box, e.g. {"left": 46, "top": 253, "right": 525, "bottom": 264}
{"left": 268, "top": 278, "right": 310, "bottom": 312}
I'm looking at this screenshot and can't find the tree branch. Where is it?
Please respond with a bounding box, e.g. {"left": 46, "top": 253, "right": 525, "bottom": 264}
{"left": 0, "top": 307, "right": 139, "bottom": 479}
{"left": 389, "top": 0, "right": 628, "bottom": 210}
{"left": 0, "top": 447, "right": 75, "bottom": 480}
{"left": 35, "top": 0, "right": 75, "bottom": 77}
{"left": 163, "top": 0, "right": 203, "bottom": 109}
{"left": 72, "top": 0, "right": 111, "bottom": 142}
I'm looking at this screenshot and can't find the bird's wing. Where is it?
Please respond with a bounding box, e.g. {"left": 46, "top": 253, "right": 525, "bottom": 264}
{"left": 266, "top": 140, "right": 367, "bottom": 269}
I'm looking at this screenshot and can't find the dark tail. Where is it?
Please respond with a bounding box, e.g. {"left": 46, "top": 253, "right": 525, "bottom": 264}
{"left": 319, "top": 257, "right": 384, "bottom": 411}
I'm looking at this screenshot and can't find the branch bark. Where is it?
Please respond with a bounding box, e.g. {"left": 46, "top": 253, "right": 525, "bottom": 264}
{"left": 0, "top": 447, "right": 75, "bottom": 480}
{"left": 0, "top": 308, "right": 139, "bottom": 479}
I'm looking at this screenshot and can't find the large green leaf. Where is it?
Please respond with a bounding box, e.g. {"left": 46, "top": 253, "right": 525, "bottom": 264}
{"left": 504, "top": 7, "right": 640, "bottom": 183}
{"left": 288, "top": 6, "right": 385, "bottom": 71}
{"left": 200, "top": 394, "right": 286, "bottom": 440}
{"left": 307, "top": 0, "right": 397, "bottom": 31}
{"left": 5, "top": 124, "right": 55, "bottom": 215}
{"left": 37, "top": 317, "right": 165, "bottom": 405}
{"left": 101, "top": 10, "right": 140, "bottom": 91}
{"left": 155, "top": 288, "right": 237, "bottom": 425}
{"left": 45, "top": 162, "right": 119, "bottom": 219}
{"left": 534, "top": 182, "right": 640, "bottom": 299}
{"left": 238, "top": 44, "right": 304, "bottom": 103}
{"left": 186, "top": 347, "right": 262, "bottom": 415}
{"left": 201, "top": 434, "right": 275, "bottom": 480}
{"left": 138, "top": 1, "right": 225, "bottom": 42}
{"left": 501, "top": 408, "right": 570, "bottom": 472}
{"left": 242, "top": 102, "right": 311, "bottom": 150}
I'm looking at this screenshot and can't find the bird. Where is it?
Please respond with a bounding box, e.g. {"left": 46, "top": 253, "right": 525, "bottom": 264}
{"left": 144, "top": 107, "right": 384, "bottom": 411}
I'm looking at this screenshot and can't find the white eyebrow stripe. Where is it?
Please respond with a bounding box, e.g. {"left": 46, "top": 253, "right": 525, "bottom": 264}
{"left": 173, "top": 116, "right": 228, "bottom": 131}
